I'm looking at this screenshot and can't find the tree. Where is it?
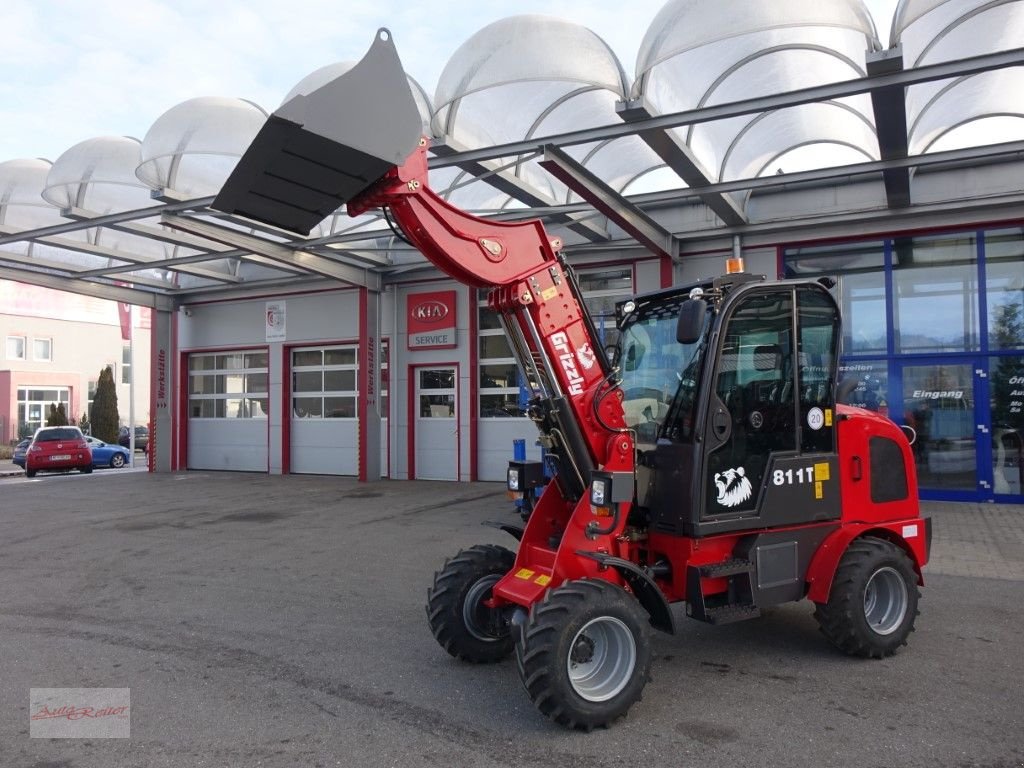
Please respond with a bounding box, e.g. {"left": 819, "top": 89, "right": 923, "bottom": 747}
{"left": 78, "top": 412, "right": 92, "bottom": 436}
{"left": 91, "top": 366, "right": 120, "bottom": 443}
{"left": 45, "top": 402, "right": 69, "bottom": 427}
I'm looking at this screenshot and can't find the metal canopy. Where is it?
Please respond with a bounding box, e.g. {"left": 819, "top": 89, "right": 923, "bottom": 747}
{"left": 0, "top": 2, "right": 1022, "bottom": 308}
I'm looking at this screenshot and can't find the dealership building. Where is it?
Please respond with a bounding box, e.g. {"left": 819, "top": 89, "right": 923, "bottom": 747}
{"left": 1, "top": 0, "right": 1023, "bottom": 503}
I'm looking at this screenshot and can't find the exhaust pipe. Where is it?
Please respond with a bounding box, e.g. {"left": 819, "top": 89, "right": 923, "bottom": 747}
{"left": 212, "top": 28, "right": 423, "bottom": 235}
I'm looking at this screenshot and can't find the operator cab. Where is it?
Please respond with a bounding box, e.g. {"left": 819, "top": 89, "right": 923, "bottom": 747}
{"left": 615, "top": 267, "right": 842, "bottom": 538}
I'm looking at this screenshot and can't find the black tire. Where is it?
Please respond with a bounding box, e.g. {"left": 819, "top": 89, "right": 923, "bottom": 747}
{"left": 426, "top": 544, "right": 516, "bottom": 663}
{"left": 515, "top": 579, "right": 651, "bottom": 731}
{"left": 26, "top": 469, "right": 36, "bottom": 478}
{"left": 80, "top": 465, "right": 93, "bottom": 474}
{"left": 110, "top": 454, "right": 126, "bottom": 469}
{"left": 814, "top": 536, "right": 920, "bottom": 659}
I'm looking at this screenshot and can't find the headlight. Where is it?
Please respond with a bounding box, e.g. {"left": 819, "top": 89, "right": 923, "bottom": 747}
{"left": 590, "top": 477, "right": 609, "bottom": 507}
{"left": 507, "top": 467, "right": 520, "bottom": 491}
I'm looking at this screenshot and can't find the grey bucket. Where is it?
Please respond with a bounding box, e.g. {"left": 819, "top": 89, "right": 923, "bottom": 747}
{"left": 212, "top": 28, "right": 422, "bottom": 235}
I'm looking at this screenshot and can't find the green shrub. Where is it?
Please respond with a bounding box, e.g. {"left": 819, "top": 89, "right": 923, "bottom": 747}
{"left": 91, "top": 366, "right": 120, "bottom": 443}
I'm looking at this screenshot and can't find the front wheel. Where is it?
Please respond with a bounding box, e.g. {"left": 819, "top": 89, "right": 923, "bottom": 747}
{"left": 515, "top": 579, "right": 651, "bottom": 731}
{"left": 110, "top": 453, "right": 126, "bottom": 469}
{"left": 426, "top": 544, "right": 516, "bottom": 663}
{"left": 815, "top": 536, "right": 920, "bottom": 658}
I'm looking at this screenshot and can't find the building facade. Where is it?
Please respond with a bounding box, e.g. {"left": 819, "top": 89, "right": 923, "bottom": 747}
{"left": 0, "top": 281, "right": 151, "bottom": 443}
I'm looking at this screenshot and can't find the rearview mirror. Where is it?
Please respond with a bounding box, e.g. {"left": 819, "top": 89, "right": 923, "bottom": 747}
{"left": 677, "top": 298, "right": 707, "bottom": 344}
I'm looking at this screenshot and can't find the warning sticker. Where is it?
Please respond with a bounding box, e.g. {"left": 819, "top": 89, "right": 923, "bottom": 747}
{"left": 515, "top": 568, "right": 535, "bottom": 580}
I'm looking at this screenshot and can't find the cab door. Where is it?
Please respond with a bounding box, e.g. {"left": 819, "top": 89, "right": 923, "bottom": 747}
{"left": 697, "top": 285, "right": 841, "bottom": 534}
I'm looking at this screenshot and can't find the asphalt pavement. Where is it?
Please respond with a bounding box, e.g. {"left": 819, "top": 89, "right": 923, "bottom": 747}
{"left": 0, "top": 469, "right": 1021, "bottom": 768}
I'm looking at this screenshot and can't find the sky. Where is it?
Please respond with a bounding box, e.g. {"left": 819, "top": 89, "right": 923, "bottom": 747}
{"left": 0, "top": 0, "right": 900, "bottom": 164}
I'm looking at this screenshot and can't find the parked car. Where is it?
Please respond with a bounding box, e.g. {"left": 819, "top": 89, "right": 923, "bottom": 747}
{"left": 12, "top": 438, "right": 30, "bottom": 468}
{"left": 25, "top": 426, "right": 92, "bottom": 478}
{"left": 84, "top": 436, "right": 132, "bottom": 469}
{"left": 118, "top": 425, "right": 149, "bottom": 453}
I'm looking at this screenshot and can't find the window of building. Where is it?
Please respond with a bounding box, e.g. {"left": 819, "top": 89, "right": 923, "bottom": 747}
{"left": 290, "top": 345, "right": 358, "bottom": 419}
{"left": 32, "top": 338, "right": 52, "bottom": 361}
{"left": 785, "top": 240, "right": 887, "bottom": 355}
{"left": 475, "top": 267, "right": 633, "bottom": 418}
{"left": 122, "top": 345, "right": 132, "bottom": 384}
{"left": 380, "top": 339, "right": 390, "bottom": 419}
{"left": 6, "top": 336, "right": 26, "bottom": 360}
{"left": 892, "top": 235, "right": 979, "bottom": 353}
{"left": 477, "top": 299, "right": 524, "bottom": 418}
{"left": 984, "top": 228, "right": 1024, "bottom": 351}
{"left": 17, "top": 387, "right": 70, "bottom": 437}
{"left": 577, "top": 266, "right": 633, "bottom": 348}
{"left": 188, "top": 351, "right": 269, "bottom": 419}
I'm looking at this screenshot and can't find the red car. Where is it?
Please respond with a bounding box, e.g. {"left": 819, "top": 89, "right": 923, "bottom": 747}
{"left": 25, "top": 426, "right": 93, "bottom": 478}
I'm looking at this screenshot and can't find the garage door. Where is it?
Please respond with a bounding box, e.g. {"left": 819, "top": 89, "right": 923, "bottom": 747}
{"left": 290, "top": 345, "right": 359, "bottom": 475}
{"left": 187, "top": 350, "right": 269, "bottom": 471}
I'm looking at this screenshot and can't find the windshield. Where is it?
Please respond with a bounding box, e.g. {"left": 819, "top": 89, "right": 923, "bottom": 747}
{"left": 618, "top": 299, "right": 709, "bottom": 444}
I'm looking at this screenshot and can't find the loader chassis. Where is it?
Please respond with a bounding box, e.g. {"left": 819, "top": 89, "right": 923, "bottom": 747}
{"left": 213, "top": 28, "right": 931, "bottom": 732}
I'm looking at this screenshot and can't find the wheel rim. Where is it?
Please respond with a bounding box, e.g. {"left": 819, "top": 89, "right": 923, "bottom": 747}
{"left": 863, "top": 566, "right": 908, "bottom": 635}
{"left": 566, "top": 616, "right": 636, "bottom": 702}
{"left": 462, "top": 575, "right": 503, "bottom": 642}
{"left": 112, "top": 455, "right": 125, "bottom": 468}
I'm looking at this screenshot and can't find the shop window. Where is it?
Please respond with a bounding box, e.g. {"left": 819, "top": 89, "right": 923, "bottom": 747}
{"left": 838, "top": 360, "right": 890, "bottom": 417}
{"left": 289, "top": 345, "right": 358, "bottom": 419}
{"left": 784, "top": 241, "right": 886, "bottom": 355}
{"left": 984, "top": 228, "right": 1024, "bottom": 351}
{"left": 17, "top": 386, "right": 70, "bottom": 437}
{"left": 892, "top": 235, "right": 979, "bottom": 353}
{"left": 188, "top": 350, "right": 269, "bottom": 419}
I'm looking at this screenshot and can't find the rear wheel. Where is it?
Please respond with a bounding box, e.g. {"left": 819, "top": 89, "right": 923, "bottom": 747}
{"left": 26, "top": 468, "right": 36, "bottom": 478}
{"left": 80, "top": 465, "right": 93, "bottom": 474}
{"left": 515, "top": 579, "right": 651, "bottom": 731}
{"left": 426, "top": 544, "right": 516, "bottom": 663}
{"left": 815, "top": 536, "right": 919, "bottom": 658}
{"left": 110, "top": 454, "right": 126, "bottom": 469}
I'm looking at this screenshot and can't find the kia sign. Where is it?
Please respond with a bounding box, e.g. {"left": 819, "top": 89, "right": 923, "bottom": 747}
{"left": 408, "top": 290, "right": 457, "bottom": 350}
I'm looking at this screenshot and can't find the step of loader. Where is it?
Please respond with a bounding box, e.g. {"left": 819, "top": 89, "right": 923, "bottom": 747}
{"left": 699, "top": 603, "right": 762, "bottom": 625}
{"left": 698, "top": 558, "right": 754, "bottom": 579}
{"left": 685, "top": 559, "right": 761, "bottom": 625}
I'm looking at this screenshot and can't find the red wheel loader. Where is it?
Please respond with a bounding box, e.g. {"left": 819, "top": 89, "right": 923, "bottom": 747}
{"left": 214, "top": 29, "right": 931, "bottom": 731}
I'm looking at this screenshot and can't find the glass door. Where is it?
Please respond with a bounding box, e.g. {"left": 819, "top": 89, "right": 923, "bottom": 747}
{"left": 898, "top": 360, "right": 989, "bottom": 499}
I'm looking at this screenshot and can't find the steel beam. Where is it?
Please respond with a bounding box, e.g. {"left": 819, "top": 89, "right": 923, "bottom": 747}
{"left": 867, "top": 47, "right": 911, "bottom": 208}
{"left": 0, "top": 224, "right": 241, "bottom": 284}
{"left": 0, "top": 264, "right": 174, "bottom": 310}
{"left": 617, "top": 97, "right": 747, "bottom": 226}
{"left": 0, "top": 249, "right": 171, "bottom": 290}
{"left": 539, "top": 145, "right": 678, "bottom": 261}
{"left": 162, "top": 214, "right": 381, "bottom": 291}
{"left": 431, "top": 137, "right": 610, "bottom": 243}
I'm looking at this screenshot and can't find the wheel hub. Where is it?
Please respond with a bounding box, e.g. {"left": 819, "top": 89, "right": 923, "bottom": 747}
{"left": 566, "top": 616, "right": 637, "bottom": 703}
{"left": 463, "top": 575, "right": 504, "bottom": 642}
{"left": 571, "top": 635, "right": 595, "bottom": 664}
{"left": 863, "top": 566, "right": 909, "bottom": 635}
